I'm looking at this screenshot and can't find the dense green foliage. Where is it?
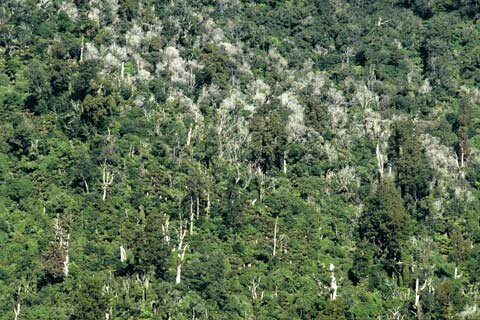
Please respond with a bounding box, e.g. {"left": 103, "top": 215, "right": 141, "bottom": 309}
{"left": 0, "top": 0, "right": 479, "bottom": 319}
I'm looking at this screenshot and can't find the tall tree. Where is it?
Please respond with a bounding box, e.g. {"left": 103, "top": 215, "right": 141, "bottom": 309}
{"left": 71, "top": 275, "right": 109, "bottom": 320}
{"left": 359, "top": 177, "right": 412, "bottom": 277}
{"left": 250, "top": 100, "right": 288, "bottom": 171}
{"left": 388, "top": 120, "right": 432, "bottom": 214}
{"left": 453, "top": 103, "right": 471, "bottom": 169}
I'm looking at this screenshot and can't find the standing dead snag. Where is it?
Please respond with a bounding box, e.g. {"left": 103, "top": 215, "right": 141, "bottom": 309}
{"left": 273, "top": 216, "right": 278, "bottom": 257}
{"left": 79, "top": 35, "right": 84, "bottom": 62}
{"left": 135, "top": 273, "right": 150, "bottom": 302}
{"left": 175, "top": 220, "right": 188, "bottom": 285}
{"left": 13, "top": 281, "right": 31, "bottom": 320}
{"left": 189, "top": 197, "right": 194, "bottom": 235}
{"left": 161, "top": 215, "right": 170, "bottom": 244}
{"left": 120, "top": 245, "right": 127, "bottom": 263}
{"left": 186, "top": 125, "right": 193, "bottom": 147}
{"left": 13, "top": 302, "right": 20, "bottom": 320}
{"left": 329, "top": 264, "right": 338, "bottom": 301}
{"left": 101, "top": 162, "right": 114, "bottom": 201}
{"left": 414, "top": 278, "right": 428, "bottom": 318}
{"left": 248, "top": 277, "right": 264, "bottom": 301}
{"left": 54, "top": 216, "right": 70, "bottom": 277}
{"left": 43, "top": 215, "right": 70, "bottom": 279}
{"left": 13, "top": 285, "right": 22, "bottom": 320}
{"left": 376, "top": 143, "right": 384, "bottom": 178}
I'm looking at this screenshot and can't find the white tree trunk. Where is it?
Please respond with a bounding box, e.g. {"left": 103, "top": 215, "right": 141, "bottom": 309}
{"left": 189, "top": 197, "right": 194, "bottom": 235}
{"left": 120, "top": 245, "right": 127, "bottom": 262}
{"left": 196, "top": 195, "right": 200, "bottom": 220}
{"left": 175, "top": 221, "right": 188, "bottom": 285}
{"left": 186, "top": 125, "right": 193, "bottom": 146}
{"left": 161, "top": 216, "right": 170, "bottom": 244}
{"left": 376, "top": 143, "right": 384, "bottom": 178}
{"left": 176, "top": 262, "right": 183, "bottom": 285}
{"left": 248, "top": 277, "right": 263, "bottom": 301}
{"left": 101, "top": 162, "right": 114, "bottom": 201}
{"left": 13, "top": 303, "right": 20, "bottom": 320}
{"left": 414, "top": 278, "right": 427, "bottom": 317}
{"left": 273, "top": 216, "right": 278, "bottom": 257}
{"left": 63, "top": 234, "right": 70, "bottom": 277}
{"left": 80, "top": 36, "right": 84, "bottom": 62}
{"left": 454, "top": 266, "right": 462, "bottom": 279}
{"left": 330, "top": 264, "right": 338, "bottom": 300}
{"left": 206, "top": 191, "right": 211, "bottom": 218}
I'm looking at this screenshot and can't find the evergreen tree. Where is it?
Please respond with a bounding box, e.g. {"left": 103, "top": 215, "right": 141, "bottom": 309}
{"left": 250, "top": 100, "right": 288, "bottom": 171}
{"left": 388, "top": 120, "right": 432, "bottom": 215}
{"left": 71, "top": 276, "right": 109, "bottom": 320}
{"left": 454, "top": 103, "right": 471, "bottom": 168}
{"left": 359, "top": 177, "right": 412, "bottom": 277}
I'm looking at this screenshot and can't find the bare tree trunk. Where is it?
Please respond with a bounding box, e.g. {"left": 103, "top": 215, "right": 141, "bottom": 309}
{"left": 13, "top": 284, "right": 22, "bottom": 320}
{"left": 54, "top": 216, "right": 70, "bottom": 277}
{"left": 186, "top": 125, "right": 193, "bottom": 146}
{"left": 63, "top": 234, "right": 70, "bottom": 277}
{"left": 13, "top": 303, "right": 20, "bottom": 320}
{"left": 120, "top": 245, "right": 127, "bottom": 262}
{"left": 273, "top": 216, "right": 278, "bottom": 257}
{"left": 454, "top": 266, "right": 462, "bottom": 279}
{"left": 330, "top": 264, "right": 338, "bottom": 300}
{"left": 189, "top": 197, "right": 194, "bottom": 235}
{"left": 176, "top": 221, "right": 188, "bottom": 285}
{"left": 376, "top": 143, "right": 384, "bottom": 178}
{"left": 206, "top": 191, "right": 211, "bottom": 218}
{"left": 80, "top": 35, "right": 84, "bottom": 62}
{"left": 414, "top": 278, "right": 427, "bottom": 318}
{"left": 101, "top": 162, "right": 114, "bottom": 201}
{"left": 136, "top": 273, "right": 150, "bottom": 302}
{"left": 196, "top": 195, "right": 200, "bottom": 220}
{"left": 248, "top": 277, "right": 263, "bottom": 301}
{"left": 162, "top": 215, "right": 170, "bottom": 244}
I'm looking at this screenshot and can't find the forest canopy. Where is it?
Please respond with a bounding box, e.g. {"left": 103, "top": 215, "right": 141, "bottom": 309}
{"left": 0, "top": 0, "right": 479, "bottom": 319}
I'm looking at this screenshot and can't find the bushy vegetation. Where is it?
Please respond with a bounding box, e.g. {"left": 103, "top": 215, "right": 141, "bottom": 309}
{"left": 0, "top": 0, "right": 479, "bottom": 319}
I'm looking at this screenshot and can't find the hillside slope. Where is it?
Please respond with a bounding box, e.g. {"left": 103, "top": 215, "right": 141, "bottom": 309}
{"left": 0, "top": 1, "right": 479, "bottom": 319}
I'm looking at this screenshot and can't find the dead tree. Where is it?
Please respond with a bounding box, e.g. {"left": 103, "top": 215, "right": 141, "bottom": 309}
{"left": 136, "top": 273, "right": 150, "bottom": 302}
{"left": 13, "top": 282, "right": 29, "bottom": 320}
{"left": 101, "top": 162, "right": 115, "bottom": 201}
{"left": 120, "top": 245, "right": 127, "bottom": 263}
{"left": 161, "top": 215, "right": 170, "bottom": 244}
{"left": 329, "top": 264, "right": 338, "bottom": 301}
{"left": 80, "top": 35, "right": 84, "bottom": 62}
{"left": 43, "top": 216, "right": 70, "bottom": 278}
{"left": 13, "top": 302, "right": 20, "bottom": 320}
{"left": 186, "top": 125, "right": 193, "bottom": 147}
{"left": 248, "top": 277, "right": 264, "bottom": 301}
{"left": 196, "top": 195, "right": 200, "bottom": 220}
{"left": 272, "top": 216, "right": 278, "bottom": 257}
{"left": 454, "top": 266, "right": 462, "bottom": 280}
{"left": 175, "top": 220, "right": 188, "bottom": 285}
{"left": 414, "top": 278, "right": 428, "bottom": 318}
{"left": 206, "top": 190, "right": 211, "bottom": 218}
{"left": 376, "top": 143, "right": 384, "bottom": 178}
{"left": 189, "top": 197, "right": 194, "bottom": 235}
